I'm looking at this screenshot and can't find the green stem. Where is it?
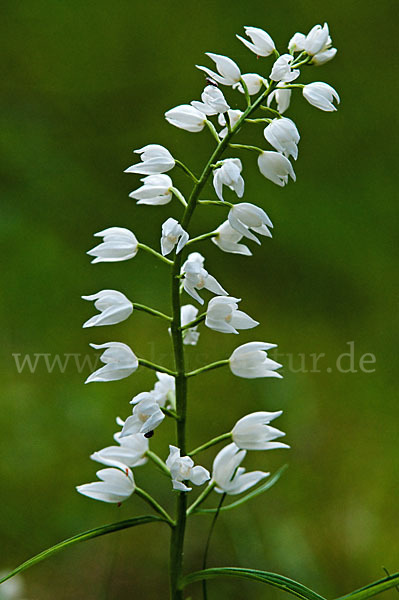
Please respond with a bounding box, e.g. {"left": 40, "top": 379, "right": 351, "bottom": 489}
{"left": 138, "top": 243, "right": 173, "bottom": 265}
{"left": 259, "top": 105, "right": 281, "bottom": 117}
{"left": 162, "top": 406, "right": 179, "bottom": 419}
{"left": 138, "top": 358, "right": 176, "bottom": 377}
{"left": 205, "top": 119, "right": 221, "bottom": 143}
{"left": 168, "top": 78, "right": 278, "bottom": 600}
{"left": 229, "top": 143, "right": 263, "bottom": 153}
{"left": 201, "top": 493, "right": 226, "bottom": 600}
{"left": 198, "top": 199, "right": 233, "bottom": 208}
{"left": 171, "top": 186, "right": 188, "bottom": 207}
{"left": 187, "top": 482, "right": 215, "bottom": 516}
{"left": 180, "top": 313, "right": 206, "bottom": 331}
{"left": 133, "top": 303, "right": 172, "bottom": 321}
{"left": 135, "top": 487, "right": 175, "bottom": 526}
{"left": 188, "top": 432, "right": 231, "bottom": 457}
{"left": 186, "top": 231, "right": 217, "bottom": 246}
{"left": 245, "top": 118, "right": 273, "bottom": 124}
{"left": 186, "top": 359, "right": 229, "bottom": 378}
{"left": 146, "top": 450, "right": 171, "bottom": 476}
{"left": 240, "top": 77, "right": 251, "bottom": 107}
{"left": 175, "top": 159, "right": 199, "bottom": 183}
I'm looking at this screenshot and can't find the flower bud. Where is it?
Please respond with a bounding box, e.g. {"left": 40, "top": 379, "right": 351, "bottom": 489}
{"left": 288, "top": 32, "right": 306, "bottom": 54}
{"left": 77, "top": 466, "right": 135, "bottom": 504}
{"left": 129, "top": 174, "right": 174, "bottom": 205}
{"left": 267, "top": 86, "right": 291, "bottom": 114}
{"left": 196, "top": 52, "right": 241, "bottom": 86}
{"left": 166, "top": 446, "right": 210, "bottom": 492}
{"left": 121, "top": 397, "right": 165, "bottom": 436}
{"left": 165, "top": 104, "right": 207, "bottom": 132}
{"left": 270, "top": 54, "right": 299, "bottom": 83}
{"left": 232, "top": 411, "right": 289, "bottom": 450}
{"left": 233, "top": 73, "right": 266, "bottom": 96}
{"left": 263, "top": 117, "right": 300, "bottom": 160}
{"left": 161, "top": 218, "right": 189, "bottom": 256}
{"left": 205, "top": 296, "right": 258, "bottom": 334}
{"left": 213, "top": 158, "right": 244, "bottom": 201}
{"left": 228, "top": 202, "right": 273, "bottom": 244}
{"left": 82, "top": 290, "right": 133, "bottom": 328}
{"left": 312, "top": 47, "right": 337, "bottom": 66}
{"left": 303, "top": 82, "right": 340, "bottom": 112}
{"left": 212, "top": 443, "right": 269, "bottom": 495}
{"left": 212, "top": 221, "right": 251, "bottom": 256}
{"left": 304, "top": 23, "right": 330, "bottom": 56}
{"left": 229, "top": 342, "right": 282, "bottom": 379}
{"left": 191, "top": 85, "right": 230, "bottom": 115}
{"left": 124, "top": 144, "right": 175, "bottom": 175}
{"left": 85, "top": 342, "right": 138, "bottom": 383}
{"left": 236, "top": 26, "right": 275, "bottom": 57}
{"left": 257, "top": 151, "right": 296, "bottom": 187}
{"left": 87, "top": 227, "right": 138, "bottom": 263}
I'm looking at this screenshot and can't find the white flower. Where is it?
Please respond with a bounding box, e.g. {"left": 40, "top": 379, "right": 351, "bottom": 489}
{"left": 233, "top": 73, "right": 266, "bottom": 96}
{"left": 304, "top": 23, "right": 330, "bottom": 56}
{"left": 236, "top": 26, "right": 275, "bottom": 57}
{"left": 303, "top": 82, "right": 340, "bottom": 112}
{"left": 82, "top": 290, "right": 133, "bottom": 328}
{"left": 76, "top": 466, "right": 135, "bottom": 504}
{"left": 270, "top": 54, "right": 300, "bottom": 83}
{"left": 161, "top": 218, "right": 189, "bottom": 256}
{"left": 228, "top": 202, "right": 273, "bottom": 244}
{"left": 153, "top": 372, "right": 176, "bottom": 409}
{"left": 124, "top": 144, "right": 175, "bottom": 175}
{"left": 205, "top": 296, "right": 258, "bottom": 334}
{"left": 312, "top": 48, "right": 337, "bottom": 66}
{"left": 212, "top": 221, "right": 251, "bottom": 256}
{"left": 191, "top": 85, "right": 230, "bottom": 115}
{"left": 181, "top": 304, "right": 200, "bottom": 346}
{"left": 218, "top": 109, "right": 243, "bottom": 138}
{"left": 229, "top": 342, "right": 282, "bottom": 379}
{"left": 212, "top": 443, "right": 269, "bottom": 495}
{"left": 129, "top": 174, "right": 175, "bottom": 206}
{"left": 166, "top": 445, "right": 210, "bottom": 492}
{"left": 85, "top": 342, "right": 138, "bottom": 383}
{"left": 130, "top": 372, "right": 176, "bottom": 410}
{"left": 288, "top": 32, "right": 306, "bottom": 54}
{"left": 257, "top": 151, "right": 296, "bottom": 187}
{"left": 196, "top": 52, "right": 241, "bottom": 86}
{"left": 181, "top": 252, "right": 228, "bottom": 305}
{"left": 263, "top": 117, "right": 300, "bottom": 160}
{"left": 267, "top": 85, "right": 291, "bottom": 114}
{"left": 91, "top": 429, "right": 148, "bottom": 468}
{"left": 213, "top": 158, "right": 244, "bottom": 201}
{"left": 165, "top": 104, "right": 207, "bottom": 132}
{"left": 121, "top": 397, "right": 165, "bottom": 436}
{"left": 232, "top": 411, "right": 289, "bottom": 450}
{"left": 87, "top": 227, "right": 138, "bottom": 263}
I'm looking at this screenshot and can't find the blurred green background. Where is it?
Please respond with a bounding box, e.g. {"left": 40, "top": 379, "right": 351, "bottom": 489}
{"left": 1, "top": 0, "right": 398, "bottom": 598}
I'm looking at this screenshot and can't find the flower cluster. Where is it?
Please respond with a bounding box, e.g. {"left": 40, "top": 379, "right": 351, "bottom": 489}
{"left": 77, "top": 21, "right": 338, "bottom": 528}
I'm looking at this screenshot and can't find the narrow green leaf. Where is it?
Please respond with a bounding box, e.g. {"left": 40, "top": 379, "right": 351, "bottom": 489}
{"left": 0, "top": 515, "right": 165, "bottom": 586}
{"left": 195, "top": 464, "right": 288, "bottom": 514}
{"left": 182, "top": 567, "right": 326, "bottom": 600}
{"left": 335, "top": 573, "right": 399, "bottom": 600}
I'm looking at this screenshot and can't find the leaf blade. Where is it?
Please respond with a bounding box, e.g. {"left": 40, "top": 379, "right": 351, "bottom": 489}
{"left": 195, "top": 464, "right": 288, "bottom": 514}
{"left": 335, "top": 573, "right": 399, "bottom": 600}
{"left": 0, "top": 515, "right": 165, "bottom": 586}
{"left": 182, "top": 566, "right": 326, "bottom": 600}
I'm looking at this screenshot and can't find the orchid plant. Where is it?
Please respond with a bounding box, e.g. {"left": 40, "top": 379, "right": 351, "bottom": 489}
{"left": 2, "top": 22, "right": 398, "bottom": 600}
